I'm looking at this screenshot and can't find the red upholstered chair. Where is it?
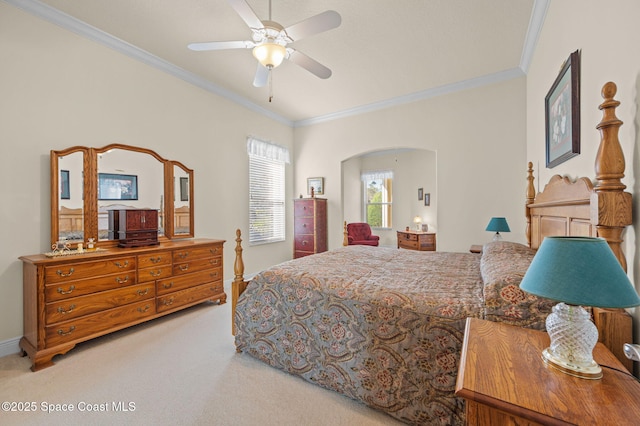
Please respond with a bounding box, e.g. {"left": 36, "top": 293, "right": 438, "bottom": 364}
{"left": 345, "top": 222, "right": 380, "bottom": 246}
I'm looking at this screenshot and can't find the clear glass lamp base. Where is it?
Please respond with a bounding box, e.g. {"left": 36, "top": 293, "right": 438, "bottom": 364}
{"left": 542, "top": 303, "right": 602, "bottom": 379}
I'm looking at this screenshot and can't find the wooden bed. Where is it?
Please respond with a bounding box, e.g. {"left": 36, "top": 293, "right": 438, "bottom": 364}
{"left": 230, "top": 82, "right": 634, "bottom": 424}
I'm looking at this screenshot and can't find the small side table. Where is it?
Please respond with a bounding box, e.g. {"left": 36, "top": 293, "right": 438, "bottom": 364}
{"left": 469, "top": 245, "right": 482, "bottom": 254}
{"left": 455, "top": 318, "right": 640, "bottom": 425}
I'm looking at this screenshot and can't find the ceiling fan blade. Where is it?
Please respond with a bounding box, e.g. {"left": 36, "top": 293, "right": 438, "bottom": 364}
{"left": 227, "top": 0, "right": 264, "bottom": 29}
{"left": 284, "top": 10, "right": 341, "bottom": 41}
{"left": 187, "top": 40, "right": 254, "bottom": 51}
{"left": 288, "top": 50, "right": 332, "bottom": 79}
{"left": 253, "top": 63, "right": 269, "bottom": 87}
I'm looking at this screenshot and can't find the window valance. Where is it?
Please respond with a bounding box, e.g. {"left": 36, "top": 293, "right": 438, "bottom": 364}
{"left": 361, "top": 170, "right": 394, "bottom": 182}
{"left": 247, "top": 137, "right": 290, "bottom": 164}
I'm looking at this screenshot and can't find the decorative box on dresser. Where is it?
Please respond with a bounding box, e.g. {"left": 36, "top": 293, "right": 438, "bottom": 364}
{"left": 19, "top": 238, "right": 225, "bottom": 371}
{"left": 293, "top": 197, "right": 327, "bottom": 258}
{"left": 455, "top": 318, "right": 640, "bottom": 425}
{"left": 108, "top": 209, "right": 159, "bottom": 247}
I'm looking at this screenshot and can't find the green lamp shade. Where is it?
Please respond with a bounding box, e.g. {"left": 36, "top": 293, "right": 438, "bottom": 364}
{"left": 520, "top": 236, "right": 640, "bottom": 308}
{"left": 485, "top": 217, "right": 510, "bottom": 233}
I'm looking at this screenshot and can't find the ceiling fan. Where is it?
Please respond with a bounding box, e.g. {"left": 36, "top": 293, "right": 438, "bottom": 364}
{"left": 188, "top": 0, "right": 341, "bottom": 89}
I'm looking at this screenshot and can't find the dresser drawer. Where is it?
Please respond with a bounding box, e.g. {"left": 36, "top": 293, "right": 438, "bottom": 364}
{"left": 173, "top": 256, "right": 221, "bottom": 276}
{"left": 172, "top": 244, "right": 222, "bottom": 262}
{"left": 44, "top": 256, "right": 136, "bottom": 284}
{"left": 294, "top": 235, "right": 315, "bottom": 251}
{"left": 294, "top": 200, "right": 315, "bottom": 217}
{"left": 156, "top": 268, "right": 222, "bottom": 296}
{"left": 294, "top": 217, "right": 314, "bottom": 234}
{"left": 46, "top": 283, "right": 155, "bottom": 324}
{"left": 399, "top": 239, "right": 419, "bottom": 249}
{"left": 137, "top": 252, "right": 171, "bottom": 269}
{"left": 45, "top": 299, "right": 155, "bottom": 347}
{"left": 137, "top": 265, "right": 173, "bottom": 283}
{"left": 45, "top": 272, "right": 136, "bottom": 302}
{"left": 156, "top": 282, "right": 224, "bottom": 313}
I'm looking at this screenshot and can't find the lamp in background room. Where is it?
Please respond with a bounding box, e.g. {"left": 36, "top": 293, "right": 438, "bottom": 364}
{"left": 485, "top": 217, "right": 510, "bottom": 241}
{"left": 413, "top": 216, "right": 422, "bottom": 231}
{"left": 520, "top": 236, "right": 640, "bottom": 379}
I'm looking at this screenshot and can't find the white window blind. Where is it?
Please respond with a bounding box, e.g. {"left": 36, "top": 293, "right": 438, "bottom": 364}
{"left": 248, "top": 137, "right": 289, "bottom": 245}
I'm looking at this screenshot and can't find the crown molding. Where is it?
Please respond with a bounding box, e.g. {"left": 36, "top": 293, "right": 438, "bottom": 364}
{"left": 5, "top": 0, "right": 547, "bottom": 129}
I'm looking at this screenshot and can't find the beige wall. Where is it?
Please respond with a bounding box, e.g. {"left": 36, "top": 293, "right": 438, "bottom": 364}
{"left": 525, "top": 0, "right": 640, "bottom": 339}
{"left": 0, "top": 3, "right": 293, "bottom": 345}
{"left": 294, "top": 77, "right": 528, "bottom": 252}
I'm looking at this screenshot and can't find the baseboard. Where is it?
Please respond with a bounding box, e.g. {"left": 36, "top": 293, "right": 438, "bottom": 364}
{"left": 0, "top": 336, "right": 21, "bottom": 358}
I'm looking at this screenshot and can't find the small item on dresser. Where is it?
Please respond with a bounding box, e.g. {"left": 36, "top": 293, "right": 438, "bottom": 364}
{"left": 87, "top": 238, "right": 95, "bottom": 251}
{"left": 76, "top": 243, "right": 83, "bottom": 253}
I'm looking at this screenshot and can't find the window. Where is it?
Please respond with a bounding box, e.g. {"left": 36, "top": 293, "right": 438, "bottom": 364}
{"left": 247, "top": 137, "right": 289, "bottom": 245}
{"left": 362, "top": 170, "right": 393, "bottom": 228}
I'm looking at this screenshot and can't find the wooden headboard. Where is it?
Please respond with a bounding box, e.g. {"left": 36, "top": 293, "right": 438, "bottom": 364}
{"left": 525, "top": 81, "right": 633, "bottom": 370}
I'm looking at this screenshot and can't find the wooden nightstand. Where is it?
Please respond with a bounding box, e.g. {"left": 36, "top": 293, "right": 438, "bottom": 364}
{"left": 469, "top": 245, "right": 482, "bottom": 254}
{"left": 396, "top": 230, "right": 436, "bottom": 251}
{"left": 456, "top": 318, "right": 640, "bottom": 425}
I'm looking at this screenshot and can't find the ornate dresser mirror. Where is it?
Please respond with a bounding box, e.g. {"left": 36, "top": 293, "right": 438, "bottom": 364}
{"left": 51, "top": 143, "right": 194, "bottom": 248}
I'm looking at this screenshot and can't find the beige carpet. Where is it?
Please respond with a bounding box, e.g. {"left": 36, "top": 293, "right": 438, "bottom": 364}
{"left": 0, "top": 294, "right": 403, "bottom": 426}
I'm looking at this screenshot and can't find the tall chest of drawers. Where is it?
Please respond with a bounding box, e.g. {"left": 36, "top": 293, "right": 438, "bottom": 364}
{"left": 20, "top": 239, "right": 225, "bottom": 371}
{"left": 293, "top": 198, "right": 327, "bottom": 258}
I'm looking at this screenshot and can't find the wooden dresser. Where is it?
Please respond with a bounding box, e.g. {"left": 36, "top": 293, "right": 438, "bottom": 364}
{"left": 456, "top": 318, "right": 640, "bottom": 425}
{"left": 19, "top": 238, "right": 225, "bottom": 371}
{"left": 396, "top": 230, "right": 436, "bottom": 251}
{"left": 293, "top": 198, "right": 327, "bottom": 258}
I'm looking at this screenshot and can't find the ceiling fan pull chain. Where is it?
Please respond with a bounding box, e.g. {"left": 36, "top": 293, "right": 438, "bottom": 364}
{"left": 268, "top": 70, "right": 274, "bottom": 102}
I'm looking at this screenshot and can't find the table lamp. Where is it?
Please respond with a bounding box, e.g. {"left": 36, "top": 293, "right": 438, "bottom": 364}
{"left": 413, "top": 216, "right": 422, "bottom": 231}
{"left": 485, "top": 217, "right": 510, "bottom": 241}
{"left": 520, "top": 236, "right": 640, "bottom": 379}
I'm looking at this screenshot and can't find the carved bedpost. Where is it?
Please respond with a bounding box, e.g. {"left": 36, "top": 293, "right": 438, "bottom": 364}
{"left": 591, "top": 82, "right": 632, "bottom": 271}
{"left": 343, "top": 221, "right": 349, "bottom": 246}
{"left": 232, "top": 229, "right": 248, "bottom": 336}
{"left": 525, "top": 162, "right": 535, "bottom": 247}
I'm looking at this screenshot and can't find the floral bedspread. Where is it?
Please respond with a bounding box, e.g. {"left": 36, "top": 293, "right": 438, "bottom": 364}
{"left": 234, "top": 242, "right": 550, "bottom": 425}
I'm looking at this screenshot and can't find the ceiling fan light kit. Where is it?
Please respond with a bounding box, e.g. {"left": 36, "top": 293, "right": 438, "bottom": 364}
{"left": 188, "top": 0, "right": 341, "bottom": 98}
{"left": 252, "top": 42, "right": 286, "bottom": 69}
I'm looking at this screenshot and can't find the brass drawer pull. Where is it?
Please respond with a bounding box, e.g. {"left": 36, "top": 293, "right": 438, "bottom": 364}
{"left": 163, "top": 297, "right": 174, "bottom": 306}
{"left": 163, "top": 282, "right": 173, "bottom": 289}
{"left": 177, "top": 252, "right": 189, "bottom": 259}
{"left": 150, "top": 256, "right": 162, "bottom": 264}
{"left": 209, "top": 248, "right": 219, "bottom": 255}
{"left": 57, "top": 304, "right": 76, "bottom": 315}
{"left": 57, "top": 326, "right": 76, "bottom": 336}
{"left": 210, "top": 272, "right": 218, "bottom": 279}
{"left": 137, "top": 288, "right": 149, "bottom": 296}
{"left": 56, "top": 268, "right": 75, "bottom": 277}
{"left": 57, "top": 285, "right": 76, "bottom": 295}
{"left": 115, "top": 276, "right": 129, "bottom": 284}
{"left": 137, "top": 305, "right": 150, "bottom": 313}
{"left": 179, "top": 265, "right": 189, "bottom": 272}
{"left": 114, "top": 260, "right": 129, "bottom": 268}
{"left": 150, "top": 269, "right": 163, "bottom": 277}
{"left": 209, "top": 259, "right": 220, "bottom": 266}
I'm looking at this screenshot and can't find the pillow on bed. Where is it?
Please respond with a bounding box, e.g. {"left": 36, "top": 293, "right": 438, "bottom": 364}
{"left": 480, "top": 241, "right": 554, "bottom": 330}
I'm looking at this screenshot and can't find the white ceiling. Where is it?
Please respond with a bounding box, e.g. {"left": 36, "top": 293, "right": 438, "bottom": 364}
{"left": 13, "top": 0, "right": 546, "bottom": 126}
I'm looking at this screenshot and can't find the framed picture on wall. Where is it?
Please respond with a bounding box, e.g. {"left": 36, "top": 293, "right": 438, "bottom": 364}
{"left": 545, "top": 49, "right": 580, "bottom": 168}
{"left": 98, "top": 173, "right": 138, "bottom": 200}
{"left": 180, "top": 177, "right": 189, "bottom": 201}
{"left": 60, "top": 170, "right": 70, "bottom": 200}
{"left": 307, "top": 177, "right": 324, "bottom": 195}
{"left": 424, "top": 193, "right": 431, "bottom": 206}
{"left": 418, "top": 188, "right": 423, "bottom": 200}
